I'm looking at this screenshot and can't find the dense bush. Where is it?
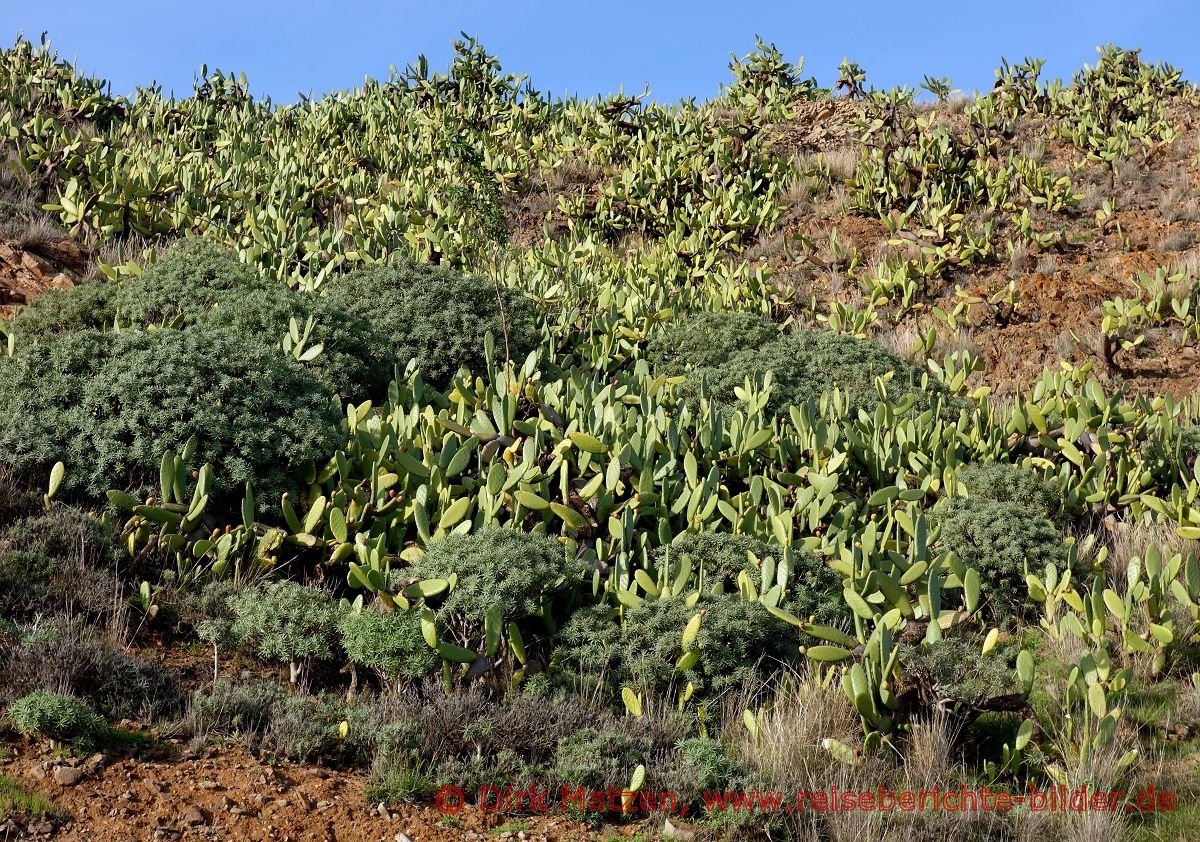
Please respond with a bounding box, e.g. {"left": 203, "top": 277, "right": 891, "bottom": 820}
{"left": 320, "top": 261, "right": 541, "bottom": 385}
{"left": 934, "top": 497, "right": 1067, "bottom": 623}
{"left": 111, "top": 239, "right": 269, "bottom": 326}
{"left": 956, "top": 462, "right": 1067, "bottom": 524}
{"left": 408, "top": 527, "right": 579, "bottom": 622}
{"left": 190, "top": 284, "right": 395, "bottom": 402}
{"left": 651, "top": 532, "right": 847, "bottom": 624}
{"left": 557, "top": 591, "right": 796, "bottom": 707}
{"left": 0, "top": 509, "right": 119, "bottom": 622}
{"left": 644, "top": 310, "right": 779, "bottom": 371}
{"left": 337, "top": 604, "right": 439, "bottom": 683}
{"left": 6, "top": 282, "right": 116, "bottom": 345}
{"left": 8, "top": 690, "right": 106, "bottom": 750}
{"left": 664, "top": 737, "right": 764, "bottom": 822}
{"left": 679, "top": 330, "right": 959, "bottom": 418}
{"left": 2, "top": 618, "right": 183, "bottom": 720}
{"left": 0, "top": 327, "right": 343, "bottom": 506}
{"left": 899, "top": 634, "right": 1018, "bottom": 706}
{"left": 227, "top": 581, "right": 340, "bottom": 679}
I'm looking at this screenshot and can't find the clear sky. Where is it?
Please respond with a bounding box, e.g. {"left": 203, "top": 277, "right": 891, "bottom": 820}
{"left": 6, "top": 1, "right": 1197, "bottom": 104}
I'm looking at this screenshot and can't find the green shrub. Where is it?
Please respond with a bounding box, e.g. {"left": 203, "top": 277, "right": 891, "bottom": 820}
{"left": 0, "top": 327, "right": 343, "bottom": 506}
{"left": 680, "top": 330, "right": 959, "bottom": 419}
{"left": 551, "top": 724, "right": 667, "bottom": 792}
{"left": 651, "top": 532, "right": 847, "bottom": 625}
{"left": 2, "top": 618, "right": 183, "bottom": 720}
{"left": 190, "top": 284, "right": 395, "bottom": 403}
{"left": 666, "top": 737, "right": 765, "bottom": 825}
{"left": 899, "top": 634, "right": 1018, "bottom": 706}
{"left": 0, "top": 509, "right": 119, "bottom": 622}
{"left": 320, "top": 261, "right": 541, "bottom": 385}
{"left": 645, "top": 310, "right": 779, "bottom": 371}
{"left": 934, "top": 497, "right": 1066, "bottom": 623}
{"left": 6, "top": 282, "right": 117, "bottom": 345}
{"left": 227, "top": 581, "right": 340, "bottom": 680}
{"left": 408, "top": 528, "right": 578, "bottom": 622}
{"left": 557, "top": 591, "right": 796, "bottom": 707}
{"left": 955, "top": 462, "right": 1067, "bottom": 524}
{"left": 337, "top": 604, "right": 440, "bottom": 683}
{"left": 111, "top": 239, "right": 269, "bottom": 326}
{"left": 8, "top": 690, "right": 106, "bottom": 750}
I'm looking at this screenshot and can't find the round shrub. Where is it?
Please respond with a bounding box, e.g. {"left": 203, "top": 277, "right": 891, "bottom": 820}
{"left": 227, "top": 581, "right": 340, "bottom": 675}
{"left": 934, "top": 497, "right": 1066, "bottom": 623}
{"left": 337, "top": 604, "right": 440, "bottom": 682}
{"left": 955, "top": 462, "right": 1067, "bottom": 524}
{"left": 0, "top": 327, "right": 343, "bottom": 506}
{"left": 191, "top": 285, "right": 395, "bottom": 402}
{"left": 112, "top": 239, "right": 269, "bottom": 326}
{"left": 408, "top": 527, "right": 577, "bottom": 622}
{"left": 680, "top": 330, "right": 960, "bottom": 419}
{"left": 8, "top": 690, "right": 106, "bottom": 750}
{"left": 320, "top": 261, "right": 541, "bottom": 386}
{"left": 645, "top": 310, "right": 779, "bottom": 372}
{"left": 652, "top": 532, "right": 846, "bottom": 624}
{"left": 6, "top": 282, "right": 117, "bottom": 345}
{"left": 556, "top": 591, "right": 796, "bottom": 706}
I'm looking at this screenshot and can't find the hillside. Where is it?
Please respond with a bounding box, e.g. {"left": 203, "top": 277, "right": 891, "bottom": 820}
{"left": 1, "top": 35, "right": 1200, "bottom": 841}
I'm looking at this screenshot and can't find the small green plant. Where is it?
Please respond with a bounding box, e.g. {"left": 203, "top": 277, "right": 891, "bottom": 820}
{"left": 8, "top": 690, "right": 107, "bottom": 751}
{"left": 337, "top": 602, "right": 440, "bottom": 685}
{"left": 227, "top": 581, "right": 341, "bottom": 683}
{"left": 0, "top": 774, "right": 65, "bottom": 822}
{"left": 954, "top": 462, "right": 1070, "bottom": 524}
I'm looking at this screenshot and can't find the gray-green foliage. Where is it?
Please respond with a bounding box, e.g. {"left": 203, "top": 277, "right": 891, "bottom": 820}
{"left": 319, "top": 261, "right": 542, "bottom": 385}
{"left": 956, "top": 462, "right": 1067, "bottom": 524}
{"left": 557, "top": 591, "right": 796, "bottom": 705}
{"left": 408, "top": 527, "right": 577, "bottom": 621}
{"left": 337, "top": 604, "right": 440, "bottom": 681}
{"left": 189, "top": 284, "right": 394, "bottom": 403}
{"left": 111, "top": 239, "right": 269, "bottom": 326}
{"left": 935, "top": 497, "right": 1066, "bottom": 622}
{"left": 227, "top": 581, "right": 340, "bottom": 668}
{"left": 652, "top": 532, "right": 847, "bottom": 624}
{"left": 8, "top": 690, "right": 106, "bottom": 749}
{"left": 180, "top": 679, "right": 285, "bottom": 738}
{"left": 645, "top": 310, "right": 779, "bottom": 371}
{"left": 680, "top": 329, "right": 958, "bottom": 418}
{"left": 6, "top": 282, "right": 116, "bottom": 345}
{"left": 261, "top": 693, "right": 345, "bottom": 762}
{"left": 0, "top": 327, "right": 343, "bottom": 505}
{"left": 899, "top": 635, "right": 1018, "bottom": 706}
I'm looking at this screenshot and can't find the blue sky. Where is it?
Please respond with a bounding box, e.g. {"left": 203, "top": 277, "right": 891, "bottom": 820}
{"left": 6, "top": 1, "right": 1196, "bottom": 103}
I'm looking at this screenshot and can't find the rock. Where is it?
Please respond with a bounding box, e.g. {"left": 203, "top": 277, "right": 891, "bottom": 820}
{"left": 181, "top": 806, "right": 206, "bottom": 826}
{"left": 394, "top": 834, "right": 413, "bottom": 842}
{"left": 83, "top": 752, "right": 109, "bottom": 775}
{"left": 53, "top": 765, "right": 86, "bottom": 787}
